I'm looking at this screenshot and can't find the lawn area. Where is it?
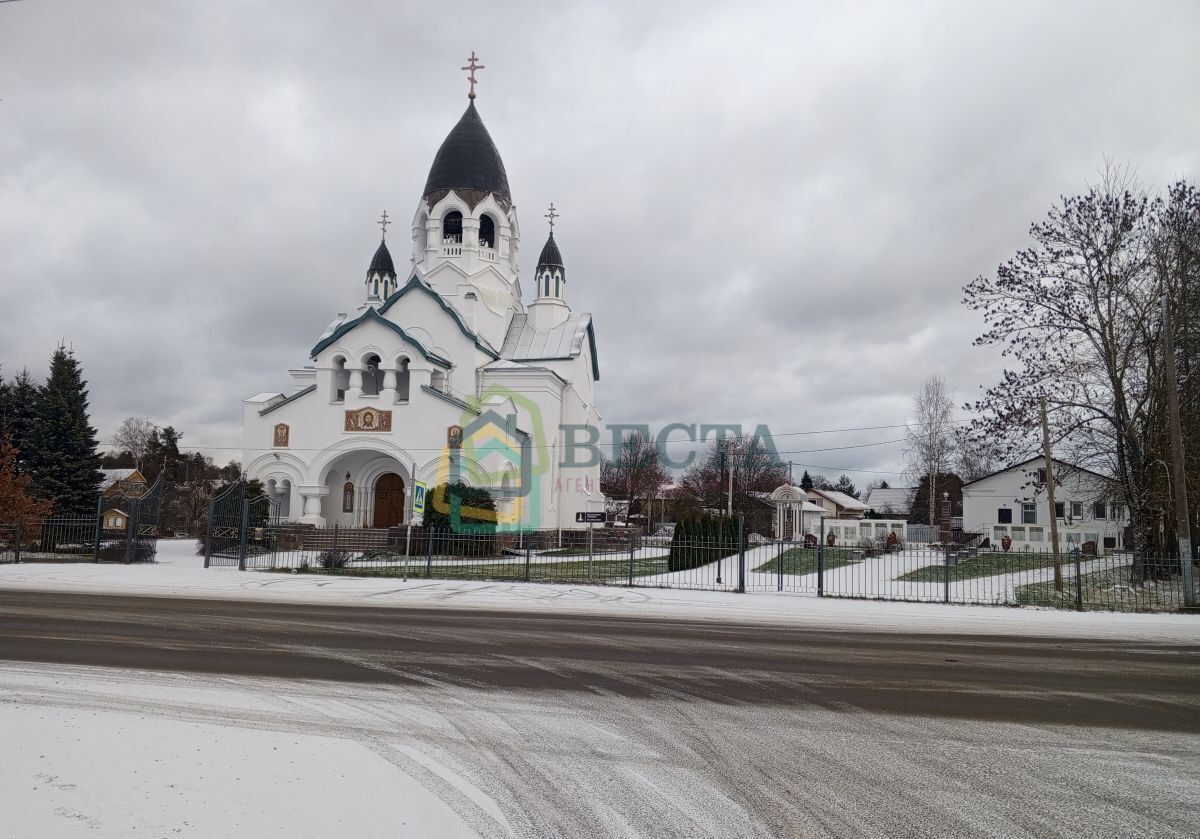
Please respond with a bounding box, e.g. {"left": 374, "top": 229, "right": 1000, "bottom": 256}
{"left": 896, "top": 551, "right": 1070, "bottom": 583}
{"left": 1016, "top": 562, "right": 1185, "bottom": 612}
{"left": 267, "top": 556, "right": 670, "bottom": 583}
{"left": 753, "top": 548, "right": 860, "bottom": 575}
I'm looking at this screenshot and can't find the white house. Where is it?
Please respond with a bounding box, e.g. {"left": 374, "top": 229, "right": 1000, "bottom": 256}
{"left": 240, "top": 74, "right": 603, "bottom": 531}
{"left": 961, "top": 457, "right": 1127, "bottom": 554}
{"left": 770, "top": 484, "right": 907, "bottom": 545}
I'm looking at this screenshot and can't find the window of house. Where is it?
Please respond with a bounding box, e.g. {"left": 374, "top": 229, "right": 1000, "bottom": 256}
{"left": 1021, "top": 503, "right": 1037, "bottom": 524}
{"left": 1070, "top": 502, "right": 1083, "bottom": 519}
{"left": 1111, "top": 503, "right": 1124, "bottom": 520}
{"left": 1011, "top": 526, "right": 1026, "bottom": 541}
{"left": 998, "top": 508, "right": 1012, "bottom": 524}
{"left": 1036, "top": 468, "right": 1046, "bottom": 484}
{"left": 1093, "top": 502, "right": 1107, "bottom": 520}
{"left": 993, "top": 526, "right": 1007, "bottom": 540}
{"left": 1029, "top": 527, "right": 1044, "bottom": 542}
{"left": 1055, "top": 501, "right": 1065, "bottom": 518}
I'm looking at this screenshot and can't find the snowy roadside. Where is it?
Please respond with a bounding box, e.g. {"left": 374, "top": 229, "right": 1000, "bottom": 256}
{"left": 0, "top": 539, "right": 1195, "bottom": 643}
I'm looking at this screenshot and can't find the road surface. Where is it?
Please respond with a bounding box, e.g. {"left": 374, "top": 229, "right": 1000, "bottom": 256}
{"left": 1, "top": 590, "right": 1198, "bottom": 837}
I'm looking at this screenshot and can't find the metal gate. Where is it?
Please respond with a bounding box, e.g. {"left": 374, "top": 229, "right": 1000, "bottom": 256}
{"left": 203, "top": 479, "right": 280, "bottom": 569}
{"left": 99, "top": 474, "right": 166, "bottom": 563}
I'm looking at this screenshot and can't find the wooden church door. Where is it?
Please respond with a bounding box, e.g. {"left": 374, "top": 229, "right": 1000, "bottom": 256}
{"left": 372, "top": 473, "right": 406, "bottom": 528}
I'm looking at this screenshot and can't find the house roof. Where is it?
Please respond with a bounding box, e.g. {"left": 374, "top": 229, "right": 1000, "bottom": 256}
{"left": 810, "top": 488, "right": 870, "bottom": 510}
{"left": 422, "top": 101, "right": 511, "bottom": 209}
{"left": 258, "top": 384, "right": 317, "bottom": 416}
{"left": 865, "top": 487, "right": 915, "bottom": 512}
{"left": 101, "top": 468, "right": 139, "bottom": 487}
{"left": 499, "top": 313, "right": 599, "bottom": 380}
{"left": 961, "top": 456, "right": 1115, "bottom": 488}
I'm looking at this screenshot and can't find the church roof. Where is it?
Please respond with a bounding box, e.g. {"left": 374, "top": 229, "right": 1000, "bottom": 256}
{"left": 309, "top": 308, "right": 451, "bottom": 368}
{"left": 378, "top": 275, "right": 499, "bottom": 357}
{"left": 367, "top": 238, "right": 396, "bottom": 279}
{"left": 422, "top": 102, "right": 512, "bottom": 209}
{"left": 500, "top": 313, "right": 599, "bottom": 380}
{"left": 535, "top": 232, "right": 565, "bottom": 278}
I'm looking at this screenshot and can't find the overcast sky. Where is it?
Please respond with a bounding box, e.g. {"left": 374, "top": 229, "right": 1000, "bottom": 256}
{"left": 2, "top": 0, "right": 1198, "bottom": 483}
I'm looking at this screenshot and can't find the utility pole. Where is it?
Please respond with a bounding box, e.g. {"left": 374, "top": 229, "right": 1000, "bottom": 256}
{"left": 727, "top": 457, "right": 734, "bottom": 518}
{"left": 1162, "top": 296, "right": 1195, "bottom": 607}
{"left": 1040, "top": 395, "right": 1063, "bottom": 592}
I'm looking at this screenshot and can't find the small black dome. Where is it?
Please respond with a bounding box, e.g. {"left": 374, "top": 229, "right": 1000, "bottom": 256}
{"left": 536, "top": 232, "right": 564, "bottom": 277}
{"left": 422, "top": 102, "right": 512, "bottom": 209}
{"left": 368, "top": 239, "right": 396, "bottom": 279}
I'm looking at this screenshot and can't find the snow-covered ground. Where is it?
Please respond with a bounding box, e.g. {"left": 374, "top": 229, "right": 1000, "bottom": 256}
{"left": 0, "top": 539, "right": 1195, "bottom": 643}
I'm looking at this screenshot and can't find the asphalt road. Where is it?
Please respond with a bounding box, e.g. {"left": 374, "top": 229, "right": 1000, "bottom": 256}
{"left": 2, "top": 590, "right": 1199, "bottom": 838}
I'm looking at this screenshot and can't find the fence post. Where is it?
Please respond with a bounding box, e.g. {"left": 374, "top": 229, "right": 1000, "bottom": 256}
{"left": 426, "top": 528, "right": 434, "bottom": 577}
{"left": 93, "top": 496, "right": 104, "bottom": 564}
{"left": 628, "top": 528, "right": 635, "bottom": 587}
{"left": 238, "top": 500, "right": 250, "bottom": 572}
{"left": 943, "top": 545, "right": 951, "bottom": 604}
{"left": 1074, "top": 551, "right": 1084, "bottom": 611}
{"left": 737, "top": 515, "right": 746, "bottom": 593}
{"left": 13, "top": 522, "right": 21, "bottom": 564}
{"left": 203, "top": 500, "right": 215, "bottom": 568}
{"left": 817, "top": 518, "right": 825, "bottom": 597}
{"left": 524, "top": 539, "right": 532, "bottom": 582}
{"left": 124, "top": 500, "right": 138, "bottom": 564}
{"left": 777, "top": 539, "right": 783, "bottom": 592}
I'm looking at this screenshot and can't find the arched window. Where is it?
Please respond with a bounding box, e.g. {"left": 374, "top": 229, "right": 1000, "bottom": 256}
{"left": 362, "top": 354, "right": 383, "bottom": 396}
{"left": 333, "top": 356, "right": 348, "bottom": 402}
{"left": 396, "top": 358, "right": 410, "bottom": 402}
{"left": 554, "top": 274, "right": 561, "bottom": 297}
{"left": 479, "top": 214, "right": 496, "bottom": 249}
{"left": 442, "top": 211, "right": 463, "bottom": 243}
{"left": 543, "top": 273, "right": 551, "bottom": 297}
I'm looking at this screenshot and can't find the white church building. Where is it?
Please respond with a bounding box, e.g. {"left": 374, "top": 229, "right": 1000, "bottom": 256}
{"left": 240, "top": 63, "right": 603, "bottom": 531}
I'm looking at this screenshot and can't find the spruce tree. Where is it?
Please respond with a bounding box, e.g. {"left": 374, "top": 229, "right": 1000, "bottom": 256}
{"left": 800, "top": 470, "right": 814, "bottom": 492}
{"left": 0, "top": 369, "right": 41, "bottom": 471}
{"left": 27, "top": 346, "right": 103, "bottom": 514}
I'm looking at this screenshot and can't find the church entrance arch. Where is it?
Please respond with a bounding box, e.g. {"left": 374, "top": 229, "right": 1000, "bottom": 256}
{"left": 373, "top": 473, "right": 406, "bottom": 528}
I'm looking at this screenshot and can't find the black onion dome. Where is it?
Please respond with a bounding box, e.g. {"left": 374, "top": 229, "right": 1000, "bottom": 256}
{"left": 367, "top": 239, "right": 396, "bottom": 279}
{"left": 422, "top": 102, "right": 512, "bottom": 209}
{"left": 536, "top": 232, "right": 564, "bottom": 278}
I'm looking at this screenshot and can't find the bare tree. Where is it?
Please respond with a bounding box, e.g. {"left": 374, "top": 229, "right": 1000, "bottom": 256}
{"left": 904, "top": 375, "right": 956, "bottom": 527}
{"left": 962, "top": 166, "right": 1199, "bottom": 579}
{"left": 600, "top": 430, "right": 670, "bottom": 523}
{"left": 111, "top": 417, "right": 157, "bottom": 471}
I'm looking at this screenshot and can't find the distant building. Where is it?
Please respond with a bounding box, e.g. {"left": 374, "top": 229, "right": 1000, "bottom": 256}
{"left": 864, "top": 486, "right": 915, "bottom": 519}
{"left": 101, "top": 469, "right": 147, "bottom": 498}
{"left": 102, "top": 508, "right": 129, "bottom": 531}
{"left": 807, "top": 488, "right": 870, "bottom": 519}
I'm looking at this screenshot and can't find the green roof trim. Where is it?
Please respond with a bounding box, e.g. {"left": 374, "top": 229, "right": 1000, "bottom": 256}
{"left": 309, "top": 307, "right": 451, "bottom": 368}
{"left": 379, "top": 276, "right": 499, "bottom": 358}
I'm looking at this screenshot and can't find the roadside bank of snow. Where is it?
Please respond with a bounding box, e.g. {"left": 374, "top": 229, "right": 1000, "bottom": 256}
{"left": 0, "top": 539, "right": 1195, "bottom": 643}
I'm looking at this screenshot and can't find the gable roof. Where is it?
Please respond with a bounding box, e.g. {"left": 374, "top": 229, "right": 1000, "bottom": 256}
{"left": 101, "top": 468, "right": 142, "bottom": 488}
{"left": 308, "top": 306, "right": 451, "bottom": 368}
{"left": 961, "top": 456, "right": 1115, "bottom": 488}
{"left": 500, "top": 313, "right": 600, "bottom": 380}
{"left": 810, "top": 488, "right": 870, "bottom": 510}
{"left": 865, "top": 486, "right": 915, "bottom": 513}
{"left": 377, "top": 275, "right": 499, "bottom": 357}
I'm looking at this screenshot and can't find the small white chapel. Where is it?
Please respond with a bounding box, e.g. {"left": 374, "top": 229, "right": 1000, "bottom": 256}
{"left": 240, "top": 56, "right": 603, "bottom": 530}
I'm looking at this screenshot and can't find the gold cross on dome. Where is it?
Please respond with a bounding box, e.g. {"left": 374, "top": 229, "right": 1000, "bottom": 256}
{"left": 461, "top": 51, "right": 485, "bottom": 99}
{"left": 378, "top": 210, "right": 391, "bottom": 238}
{"left": 544, "top": 203, "right": 559, "bottom": 231}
